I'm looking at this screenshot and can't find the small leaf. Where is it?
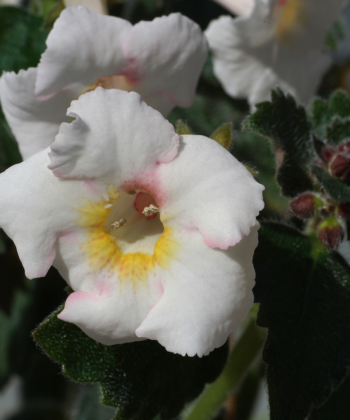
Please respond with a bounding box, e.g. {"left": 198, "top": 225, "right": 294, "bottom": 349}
{"left": 175, "top": 119, "right": 192, "bottom": 135}
{"left": 325, "top": 118, "right": 350, "bottom": 145}
{"left": 243, "top": 89, "right": 313, "bottom": 197}
{"left": 210, "top": 122, "right": 232, "bottom": 150}
{"left": 312, "top": 165, "right": 350, "bottom": 202}
{"left": 254, "top": 222, "right": 350, "bottom": 420}
{"left": 311, "top": 90, "right": 350, "bottom": 140}
{"left": 33, "top": 307, "right": 228, "bottom": 420}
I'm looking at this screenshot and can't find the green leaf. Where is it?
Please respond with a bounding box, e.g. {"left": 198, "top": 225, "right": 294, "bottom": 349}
{"left": 311, "top": 90, "right": 350, "bottom": 141}
{"left": 325, "top": 118, "right": 350, "bottom": 145}
{"left": 33, "top": 307, "right": 228, "bottom": 420}
{"left": 0, "top": 7, "right": 49, "bottom": 172}
{"left": 243, "top": 89, "right": 313, "bottom": 197}
{"left": 0, "top": 106, "right": 22, "bottom": 173}
{"left": 176, "top": 119, "right": 192, "bottom": 135}
{"left": 0, "top": 289, "right": 32, "bottom": 388}
{"left": 311, "top": 165, "right": 350, "bottom": 202}
{"left": 210, "top": 122, "right": 232, "bottom": 150}
{"left": 324, "top": 19, "right": 344, "bottom": 52}
{"left": 74, "top": 384, "right": 116, "bottom": 420}
{"left": 0, "top": 7, "right": 49, "bottom": 74}
{"left": 253, "top": 222, "right": 350, "bottom": 420}
{"left": 309, "top": 374, "right": 350, "bottom": 420}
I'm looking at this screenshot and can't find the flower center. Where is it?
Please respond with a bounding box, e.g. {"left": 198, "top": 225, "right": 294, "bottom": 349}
{"left": 81, "top": 75, "right": 135, "bottom": 96}
{"left": 106, "top": 191, "right": 163, "bottom": 255}
{"left": 77, "top": 187, "right": 178, "bottom": 287}
{"left": 274, "top": 0, "right": 304, "bottom": 41}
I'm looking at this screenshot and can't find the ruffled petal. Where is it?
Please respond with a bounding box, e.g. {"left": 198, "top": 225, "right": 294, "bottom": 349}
{"left": 0, "top": 68, "right": 75, "bottom": 160}
{"left": 136, "top": 224, "right": 259, "bottom": 357}
{"left": 155, "top": 135, "right": 264, "bottom": 249}
{"left": 122, "top": 13, "right": 208, "bottom": 109}
{"left": 35, "top": 6, "right": 131, "bottom": 98}
{"left": 206, "top": 0, "right": 345, "bottom": 106}
{"left": 0, "top": 150, "right": 88, "bottom": 278}
{"left": 48, "top": 88, "right": 179, "bottom": 181}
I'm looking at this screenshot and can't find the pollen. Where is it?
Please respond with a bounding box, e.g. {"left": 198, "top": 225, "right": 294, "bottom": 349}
{"left": 76, "top": 186, "right": 179, "bottom": 288}
{"left": 111, "top": 218, "right": 128, "bottom": 230}
{"left": 142, "top": 204, "right": 160, "bottom": 218}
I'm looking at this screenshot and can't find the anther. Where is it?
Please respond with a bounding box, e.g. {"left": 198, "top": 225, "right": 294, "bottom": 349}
{"left": 126, "top": 190, "right": 137, "bottom": 196}
{"left": 142, "top": 204, "right": 160, "bottom": 217}
{"left": 102, "top": 194, "right": 109, "bottom": 202}
{"left": 104, "top": 204, "right": 113, "bottom": 209}
{"left": 111, "top": 218, "right": 127, "bottom": 230}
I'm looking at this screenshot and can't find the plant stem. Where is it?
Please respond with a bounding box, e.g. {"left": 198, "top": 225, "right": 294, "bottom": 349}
{"left": 183, "top": 318, "right": 266, "bottom": 420}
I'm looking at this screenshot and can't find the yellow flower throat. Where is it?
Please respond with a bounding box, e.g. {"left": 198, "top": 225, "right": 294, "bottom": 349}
{"left": 76, "top": 186, "right": 178, "bottom": 288}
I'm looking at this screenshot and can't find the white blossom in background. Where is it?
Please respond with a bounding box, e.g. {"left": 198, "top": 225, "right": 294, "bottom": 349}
{"left": 0, "top": 6, "right": 208, "bottom": 160}
{"left": 0, "top": 89, "right": 264, "bottom": 357}
{"left": 214, "top": 0, "right": 254, "bottom": 17}
{"left": 206, "top": 0, "right": 348, "bottom": 109}
{"left": 63, "top": 0, "right": 107, "bottom": 14}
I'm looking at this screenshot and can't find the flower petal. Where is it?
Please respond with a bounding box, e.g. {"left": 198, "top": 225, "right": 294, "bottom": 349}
{"left": 136, "top": 224, "right": 259, "bottom": 357}
{"left": 0, "top": 68, "right": 75, "bottom": 159}
{"left": 35, "top": 6, "right": 131, "bottom": 98}
{"left": 206, "top": 0, "right": 345, "bottom": 106}
{"left": 48, "top": 88, "right": 179, "bottom": 181}
{"left": 122, "top": 13, "right": 208, "bottom": 109}
{"left": 156, "top": 135, "right": 264, "bottom": 249}
{"left": 0, "top": 150, "right": 82, "bottom": 278}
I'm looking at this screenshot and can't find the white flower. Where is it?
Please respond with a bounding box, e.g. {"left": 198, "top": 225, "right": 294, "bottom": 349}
{"left": 214, "top": 0, "right": 254, "bottom": 17}
{"left": 0, "top": 6, "right": 208, "bottom": 160}
{"left": 0, "top": 89, "right": 264, "bottom": 356}
{"left": 206, "top": 0, "right": 347, "bottom": 109}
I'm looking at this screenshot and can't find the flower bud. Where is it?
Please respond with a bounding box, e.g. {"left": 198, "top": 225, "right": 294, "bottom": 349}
{"left": 290, "top": 193, "right": 323, "bottom": 219}
{"left": 338, "top": 202, "right": 350, "bottom": 220}
{"left": 329, "top": 153, "right": 350, "bottom": 181}
{"left": 317, "top": 217, "right": 344, "bottom": 250}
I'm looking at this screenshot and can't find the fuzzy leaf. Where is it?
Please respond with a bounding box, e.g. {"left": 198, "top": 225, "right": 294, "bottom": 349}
{"left": 253, "top": 222, "right": 350, "bottom": 420}
{"left": 311, "top": 91, "right": 350, "bottom": 140}
{"left": 312, "top": 165, "right": 350, "bottom": 202}
{"left": 210, "top": 122, "right": 232, "bottom": 150}
{"left": 243, "top": 89, "right": 313, "bottom": 197}
{"left": 33, "top": 307, "right": 228, "bottom": 420}
{"left": 309, "top": 375, "right": 350, "bottom": 420}
{"left": 325, "top": 118, "right": 350, "bottom": 145}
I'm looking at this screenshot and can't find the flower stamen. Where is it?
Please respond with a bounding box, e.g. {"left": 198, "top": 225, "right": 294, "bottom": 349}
{"left": 142, "top": 204, "right": 160, "bottom": 218}
{"left": 111, "top": 218, "right": 128, "bottom": 230}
